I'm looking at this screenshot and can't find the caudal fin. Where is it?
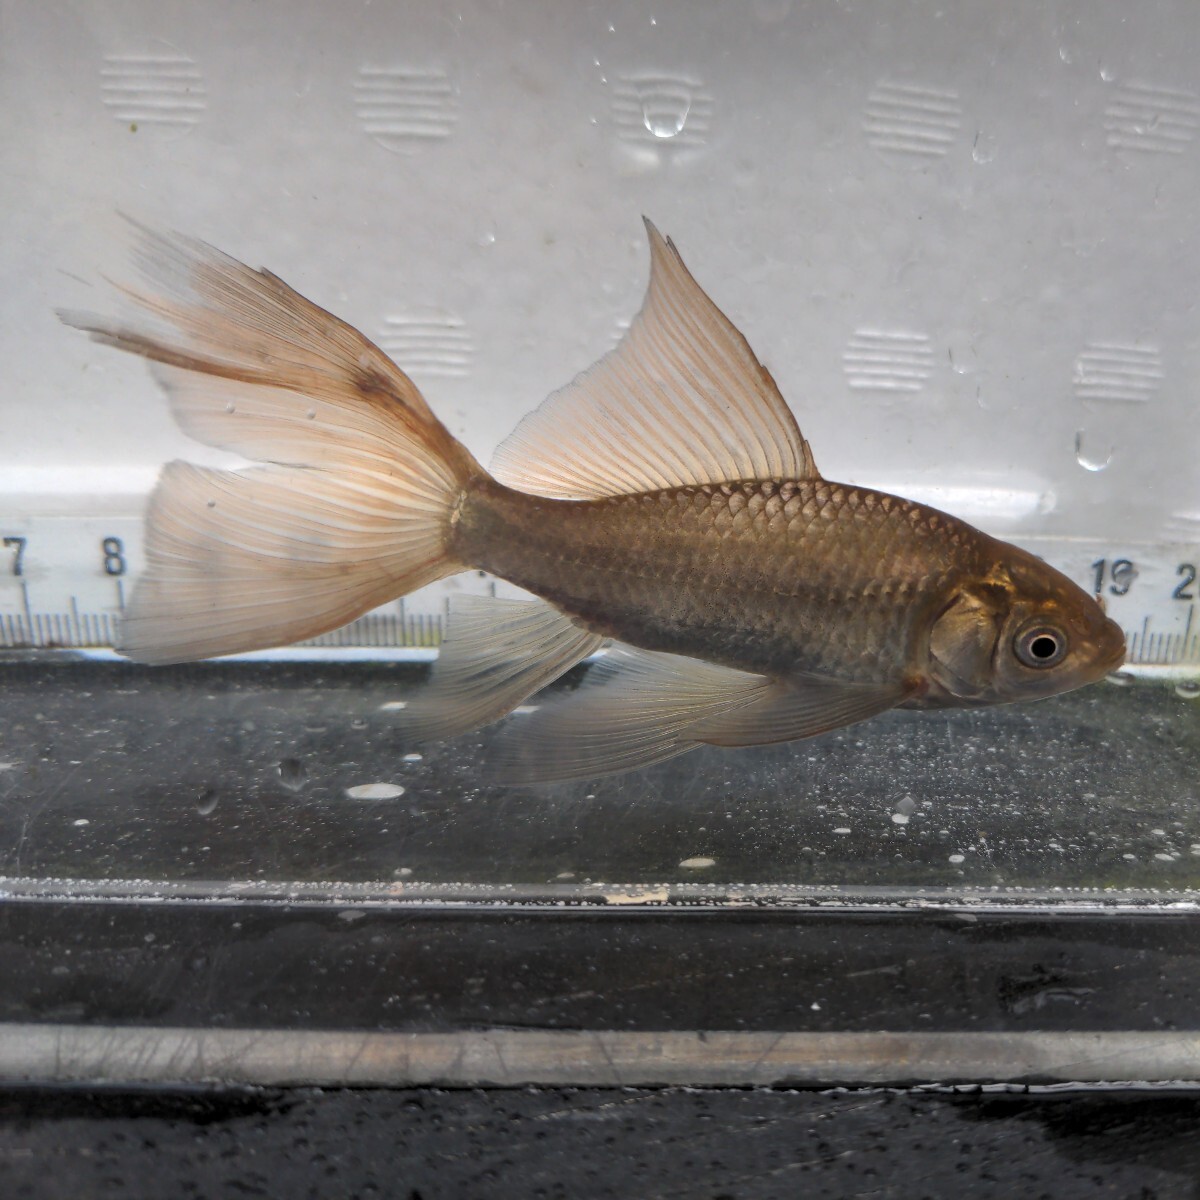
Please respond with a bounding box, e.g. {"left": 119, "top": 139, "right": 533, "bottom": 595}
{"left": 60, "top": 222, "right": 483, "bottom": 664}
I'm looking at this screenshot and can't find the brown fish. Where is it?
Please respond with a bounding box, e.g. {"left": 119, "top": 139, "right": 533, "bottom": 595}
{"left": 61, "top": 220, "right": 1126, "bottom": 782}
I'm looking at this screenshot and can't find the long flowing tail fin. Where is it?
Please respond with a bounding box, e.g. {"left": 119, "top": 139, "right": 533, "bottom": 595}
{"left": 60, "top": 223, "right": 482, "bottom": 664}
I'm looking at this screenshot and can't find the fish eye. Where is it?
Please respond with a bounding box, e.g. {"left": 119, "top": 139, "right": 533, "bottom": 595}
{"left": 1013, "top": 624, "right": 1068, "bottom": 669}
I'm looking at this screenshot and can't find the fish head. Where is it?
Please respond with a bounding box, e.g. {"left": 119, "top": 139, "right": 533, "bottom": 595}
{"left": 926, "top": 542, "right": 1126, "bottom": 705}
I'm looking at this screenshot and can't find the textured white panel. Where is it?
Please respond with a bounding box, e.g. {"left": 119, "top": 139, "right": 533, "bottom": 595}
{"left": 0, "top": 0, "right": 1197, "bottom": 551}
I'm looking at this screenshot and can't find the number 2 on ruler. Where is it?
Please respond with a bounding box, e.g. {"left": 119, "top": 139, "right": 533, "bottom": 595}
{"left": 3, "top": 536, "right": 25, "bottom": 577}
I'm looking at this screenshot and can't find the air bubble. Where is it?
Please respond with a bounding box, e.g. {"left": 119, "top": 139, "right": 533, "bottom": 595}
{"left": 1175, "top": 681, "right": 1200, "bottom": 701}
{"left": 195, "top": 788, "right": 219, "bottom": 816}
{"left": 277, "top": 758, "right": 308, "bottom": 791}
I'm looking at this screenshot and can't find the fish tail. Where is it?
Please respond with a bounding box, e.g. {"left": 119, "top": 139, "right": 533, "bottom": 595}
{"left": 59, "top": 221, "right": 484, "bottom": 664}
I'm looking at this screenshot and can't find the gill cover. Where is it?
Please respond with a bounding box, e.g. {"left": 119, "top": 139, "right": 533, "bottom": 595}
{"left": 927, "top": 586, "right": 1006, "bottom": 700}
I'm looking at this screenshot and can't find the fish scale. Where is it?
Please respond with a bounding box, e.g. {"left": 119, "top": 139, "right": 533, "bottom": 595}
{"left": 457, "top": 477, "right": 983, "bottom": 684}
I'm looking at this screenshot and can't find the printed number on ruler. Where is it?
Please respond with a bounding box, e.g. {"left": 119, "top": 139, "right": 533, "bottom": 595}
{"left": 0, "top": 516, "right": 142, "bottom": 648}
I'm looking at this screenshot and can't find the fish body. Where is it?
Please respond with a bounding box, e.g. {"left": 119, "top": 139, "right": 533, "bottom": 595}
{"left": 60, "top": 219, "right": 1126, "bottom": 781}
{"left": 460, "top": 477, "right": 972, "bottom": 684}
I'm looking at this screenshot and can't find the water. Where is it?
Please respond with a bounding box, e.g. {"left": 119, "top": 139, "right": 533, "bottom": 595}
{"left": 1, "top": 655, "right": 1195, "bottom": 895}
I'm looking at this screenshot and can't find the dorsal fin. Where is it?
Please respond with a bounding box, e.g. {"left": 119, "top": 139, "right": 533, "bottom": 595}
{"left": 490, "top": 220, "right": 819, "bottom": 499}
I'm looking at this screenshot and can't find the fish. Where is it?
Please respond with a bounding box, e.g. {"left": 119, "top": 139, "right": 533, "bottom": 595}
{"left": 60, "top": 219, "right": 1127, "bottom": 783}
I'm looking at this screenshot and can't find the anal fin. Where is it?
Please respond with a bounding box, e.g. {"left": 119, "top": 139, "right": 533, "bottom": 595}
{"left": 399, "top": 595, "right": 603, "bottom": 745}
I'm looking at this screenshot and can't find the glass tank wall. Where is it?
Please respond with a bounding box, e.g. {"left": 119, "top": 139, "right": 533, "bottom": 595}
{"left": 0, "top": 0, "right": 1197, "bottom": 1086}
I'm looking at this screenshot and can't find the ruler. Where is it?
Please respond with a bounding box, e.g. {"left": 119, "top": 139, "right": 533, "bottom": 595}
{"left": 0, "top": 513, "right": 1197, "bottom": 675}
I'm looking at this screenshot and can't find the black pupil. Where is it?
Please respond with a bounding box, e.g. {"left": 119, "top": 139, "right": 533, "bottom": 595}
{"left": 1030, "top": 634, "right": 1059, "bottom": 660}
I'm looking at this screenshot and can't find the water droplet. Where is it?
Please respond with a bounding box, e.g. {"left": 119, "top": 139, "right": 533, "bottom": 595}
{"left": 643, "top": 96, "right": 690, "bottom": 139}
{"left": 891, "top": 812, "right": 910, "bottom": 826}
{"left": 1074, "top": 430, "right": 1113, "bottom": 472}
{"left": 948, "top": 853, "right": 965, "bottom": 864}
{"left": 679, "top": 856, "right": 715, "bottom": 869}
{"left": 1100, "top": 67, "right": 1114, "bottom": 82}
{"left": 346, "top": 782, "right": 404, "bottom": 800}
{"left": 224, "top": 401, "right": 236, "bottom": 414}
{"left": 1106, "top": 671, "right": 1135, "bottom": 688}
{"left": 195, "top": 787, "right": 219, "bottom": 816}
{"left": 1175, "top": 681, "right": 1200, "bottom": 700}
{"left": 305, "top": 408, "right": 317, "bottom": 420}
{"left": 73, "top": 818, "right": 90, "bottom": 828}
{"left": 277, "top": 758, "right": 308, "bottom": 791}
{"left": 393, "top": 866, "right": 413, "bottom": 878}
{"left": 971, "top": 131, "right": 997, "bottom": 164}
{"left": 1059, "top": 45, "right": 1074, "bottom": 64}
{"left": 833, "top": 827, "right": 852, "bottom": 835}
